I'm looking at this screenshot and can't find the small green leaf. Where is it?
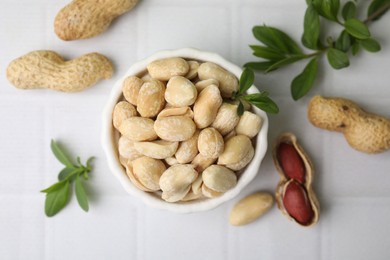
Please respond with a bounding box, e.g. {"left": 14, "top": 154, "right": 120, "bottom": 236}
{"left": 342, "top": 1, "right": 356, "bottom": 20}
{"left": 250, "top": 45, "right": 285, "bottom": 60}
{"left": 265, "top": 55, "right": 306, "bottom": 72}
{"left": 360, "top": 38, "right": 381, "bottom": 52}
{"left": 244, "top": 61, "right": 276, "bottom": 71}
{"left": 41, "top": 180, "right": 67, "bottom": 193}
{"left": 51, "top": 140, "right": 73, "bottom": 167}
{"left": 335, "top": 30, "right": 352, "bottom": 52}
{"left": 291, "top": 58, "right": 318, "bottom": 100}
{"left": 327, "top": 48, "right": 350, "bottom": 69}
{"left": 58, "top": 167, "right": 81, "bottom": 181}
{"left": 312, "top": 0, "right": 340, "bottom": 21}
{"left": 75, "top": 175, "right": 89, "bottom": 212}
{"left": 252, "top": 26, "right": 302, "bottom": 54}
{"left": 239, "top": 68, "right": 255, "bottom": 95}
{"left": 367, "top": 0, "right": 390, "bottom": 21}
{"left": 352, "top": 42, "right": 360, "bottom": 55}
{"left": 45, "top": 181, "right": 70, "bottom": 217}
{"left": 242, "top": 93, "right": 279, "bottom": 114}
{"left": 302, "top": 4, "right": 321, "bottom": 50}
{"left": 344, "top": 18, "right": 371, "bottom": 39}
{"left": 237, "top": 101, "right": 245, "bottom": 116}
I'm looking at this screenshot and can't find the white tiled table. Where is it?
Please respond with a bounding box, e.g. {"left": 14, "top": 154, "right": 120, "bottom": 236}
{"left": 1, "top": 1, "right": 389, "bottom": 259}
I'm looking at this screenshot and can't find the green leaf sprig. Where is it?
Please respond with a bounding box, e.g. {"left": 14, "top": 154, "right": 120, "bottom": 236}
{"left": 41, "top": 140, "right": 94, "bottom": 217}
{"left": 245, "top": 0, "right": 390, "bottom": 100}
{"left": 231, "top": 68, "right": 279, "bottom": 115}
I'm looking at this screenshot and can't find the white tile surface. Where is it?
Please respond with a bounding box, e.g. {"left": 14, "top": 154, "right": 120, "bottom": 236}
{"left": 0, "top": 0, "right": 389, "bottom": 259}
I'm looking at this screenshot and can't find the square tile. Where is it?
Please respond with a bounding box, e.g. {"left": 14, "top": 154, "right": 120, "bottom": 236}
{"left": 0, "top": 196, "right": 45, "bottom": 259}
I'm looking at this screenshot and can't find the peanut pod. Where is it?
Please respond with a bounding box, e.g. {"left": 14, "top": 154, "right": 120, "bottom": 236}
{"left": 7, "top": 51, "right": 113, "bottom": 92}
{"left": 272, "top": 133, "right": 319, "bottom": 227}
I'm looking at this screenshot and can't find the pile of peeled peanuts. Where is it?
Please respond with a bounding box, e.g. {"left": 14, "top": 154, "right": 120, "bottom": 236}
{"left": 112, "top": 57, "right": 263, "bottom": 202}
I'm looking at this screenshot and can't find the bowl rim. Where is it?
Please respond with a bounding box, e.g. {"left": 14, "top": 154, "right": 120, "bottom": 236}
{"left": 101, "top": 48, "right": 269, "bottom": 213}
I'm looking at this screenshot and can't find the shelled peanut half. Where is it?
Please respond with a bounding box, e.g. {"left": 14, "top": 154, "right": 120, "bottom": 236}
{"left": 112, "top": 57, "right": 263, "bottom": 203}
{"left": 272, "top": 133, "right": 320, "bottom": 227}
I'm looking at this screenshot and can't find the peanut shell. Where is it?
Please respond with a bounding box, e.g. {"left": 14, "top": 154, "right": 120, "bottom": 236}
{"left": 272, "top": 133, "right": 320, "bottom": 227}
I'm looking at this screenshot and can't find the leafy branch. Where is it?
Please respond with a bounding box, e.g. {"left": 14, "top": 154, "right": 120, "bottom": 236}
{"left": 245, "top": 0, "right": 390, "bottom": 100}
{"left": 41, "top": 140, "right": 94, "bottom": 217}
{"left": 232, "top": 68, "right": 279, "bottom": 115}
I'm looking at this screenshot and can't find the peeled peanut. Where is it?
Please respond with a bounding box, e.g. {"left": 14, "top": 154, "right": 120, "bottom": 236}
{"left": 198, "top": 128, "right": 224, "bottom": 159}
{"left": 175, "top": 130, "right": 200, "bottom": 164}
{"left": 185, "top": 61, "right": 199, "bottom": 80}
{"left": 132, "top": 157, "right": 166, "bottom": 191}
{"left": 125, "top": 162, "right": 153, "bottom": 192}
{"left": 165, "top": 76, "right": 198, "bottom": 107}
{"left": 229, "top": 192, "right": 274, "bottom": 226}
{"left": 137, "top": 79, "right": 165, "bottom": 118}
{"left": 212, "top": 103, "right": 240, "bottom": 135}
{"left": 147, "top": 58, "right": 189, "bottom": 81}
{"left": 7, "top": 51, "right": 113, "bottom": 92}
{"left": 193, "top": 85, "right": 222, "bottom": 128}
{"left": 134, "top": 140, "right": 178, "bottom": 159}
{"left": 122, "top": 76, "right": 143, "bottom": 106}
{"left": 159, "top": 164, "right": 198, "bottom": 202}
{"left": 165, "top": 156, "right": 179, "bottom": 166}
{"left": 218, "top": 135, "right": 253, "bottom": 165}
{"left": 54, "top": 0, "right": 139, "bottom": 40}
{"left": 235, "top": 111, "right": 263, "bottom": 138}
{"left": 119, "top": 117, "right": 157, "bottom": 141}
{"left": 119, "top": 156, "right": 129, "bottom": 168}
{"left": 157, "top": 107, "right": 194, "bottom": 119}
{"left": 113, "top": 101, "right": 137, "bottom": 129}
{"left": 226, "top": 144, "right": 254, "bottom": 171}
{"left": 202, "top": 184, "right": 223, "bottom": 198}
{"left": 195, "top": 79, "right": 219, "bottom": 93}
{"left": 154, "top": 116, "right": 196, "bottom": 141}
{"left": 118, "top": 136, "right": 143, "bottom": 161}
{"left": 191, "top": 153, "right": 216, "bottom": 173}
{"left": 198, "top": 62, "right": 238, "bottom": 98}
{"left": 202, "top": 165, "right": 237, "bottom": 192}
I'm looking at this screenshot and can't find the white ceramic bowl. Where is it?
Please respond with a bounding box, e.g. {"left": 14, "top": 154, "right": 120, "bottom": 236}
{"left": 102, "top": 48, "right": 269, "bottom": 213}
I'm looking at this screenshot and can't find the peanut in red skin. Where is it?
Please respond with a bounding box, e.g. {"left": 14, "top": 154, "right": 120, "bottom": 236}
{"left": 282, "top": 180, "right": 314, "bottom": 225}
{"left": 278, "top": 143, "right": 305, "bottom": 183}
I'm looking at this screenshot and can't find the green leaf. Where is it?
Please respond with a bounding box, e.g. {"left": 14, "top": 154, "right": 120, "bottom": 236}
{"left": 265, "top": 55, "right": 306, "bottom": 72}
{"left": 51, "top": 140, "right": 73, "bottom": 167}
{"left": 335, "top": 30, "right": 352, "bottom": 52}
{"left": 45, "top": 181, "right": 70, "bottom": 217}
{"left": 312, "top": 0, "right": 340, "bottom": 21}
{"left": 58, "top": 167, "right": 81, "bottom": 181}
{"left": 360, "top": 38, "right": 381, "bottom": 52}
{"left": 342, "top": 1, "right": 356, "bottom": 20}
{"left": 237, "top": 101, "right": 244, "bottom": 116}
{"left": 75, "top": 175, "right": 89, "bottom": 212}
{"left": 368, "top": 0, "right": 390, "bottom": 21}
{"left": 41, "top": 180, "right": 67, "bottom": 193}
{"left": 344, "top": 18, "right": 371, "bottom": 39}
{"left": 244, "top": 61, "right": 276, "bottom": 71}
{"left": 242, "top": 92, "right": 270, "bottom": 101}
{"left": 239, "top": 68, "right": 255, "bottom": 95}
{"left": 250, "top": 45, "right": 285, "bottom": 60}
{"left": 302, "top": 4, "right": 321, "bottom": 50}
{"left": 252, "top": 26, "right": 302, "bottom": 54}
{"left": 327, "top": 48, "right": 350, "bottom": 69}
{"left": 291, "top": 58, "right": 318, "bottom": 100}
{"left": 352, "top": 42, "right": 360, "bottom": 55}
{"left": 243, "top": 95, "right": 279, "bottom": 114}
